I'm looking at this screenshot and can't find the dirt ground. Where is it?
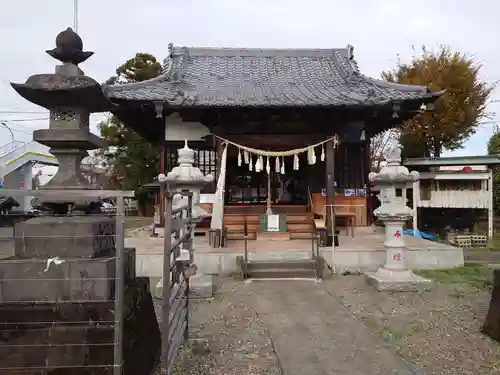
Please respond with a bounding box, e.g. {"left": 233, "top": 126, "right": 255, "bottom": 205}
{"left": 154, "top": 274, "right": 500, "bottom": 375}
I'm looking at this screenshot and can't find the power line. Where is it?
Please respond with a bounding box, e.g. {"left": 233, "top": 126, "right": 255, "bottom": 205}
{"left": 0, "top": 110, "right": 48, "bottom": 114}
{"left": 0, "top": 117, "right": 49, "bottom": 122}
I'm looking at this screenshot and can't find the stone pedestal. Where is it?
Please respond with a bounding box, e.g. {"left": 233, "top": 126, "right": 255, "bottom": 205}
{"left": 365, "top": 140, "right": 431, "bottom": 292}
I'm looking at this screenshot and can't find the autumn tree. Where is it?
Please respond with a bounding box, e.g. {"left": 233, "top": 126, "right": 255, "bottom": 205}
{"left": 100, "top": 53, "right": 162, "bottom": 212}
{"left": 383, "top": 46, "right": 494, "bottom": 158}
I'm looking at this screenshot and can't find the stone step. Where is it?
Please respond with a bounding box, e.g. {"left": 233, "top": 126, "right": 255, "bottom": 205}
{"left": 247, "top": 259, "right": 315, "bottom": 270}
{"left": 247, "top": 268, "right": 316, "bottom": 279}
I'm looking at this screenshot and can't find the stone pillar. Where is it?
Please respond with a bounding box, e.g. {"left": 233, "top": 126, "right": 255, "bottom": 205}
{"left": 365, "top": 140, "right": 432, "bottom": 292}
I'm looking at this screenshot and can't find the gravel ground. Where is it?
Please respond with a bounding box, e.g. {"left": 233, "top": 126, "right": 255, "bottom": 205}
{"left": 322, "top": 275, "right": 500, "bottom": 375}
{"left": 153, "top": 278, "right": 283, "bottom": 375}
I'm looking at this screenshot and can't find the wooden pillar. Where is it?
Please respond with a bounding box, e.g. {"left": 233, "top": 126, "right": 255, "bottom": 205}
{"left": 215, "top": 137, "right": 223, "bottom": 183}
{"left": 363, "top": 139, "right": 372, "bottom": 225}
{"left": 325, "top": 138, "right": 336, "bottom": 246}
{"left": 159, "top": 135, "right": 166, "bottom": 227}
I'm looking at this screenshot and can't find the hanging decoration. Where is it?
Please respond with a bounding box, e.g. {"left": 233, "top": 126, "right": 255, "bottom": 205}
{"left": 213, "top": 134, "right": 339, "bottom": 173}
{"left": 293, "top": 154, "right": 299, "bottom": 170}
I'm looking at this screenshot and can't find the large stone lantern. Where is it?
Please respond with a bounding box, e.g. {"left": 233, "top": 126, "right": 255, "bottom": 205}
{"left": 365, "top": 140, "right": 431, "bottom": 291}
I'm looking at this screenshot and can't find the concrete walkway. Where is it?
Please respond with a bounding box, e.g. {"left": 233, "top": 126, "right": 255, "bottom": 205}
{"left": 247, "top": 280, "right": 416, "bottom": 375}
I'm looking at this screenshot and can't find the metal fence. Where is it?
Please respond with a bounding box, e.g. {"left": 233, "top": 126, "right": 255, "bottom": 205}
{"left": 0, "top": 188, "right": 133, "bottom": 375}
{"left": 160, "top": 187, "right": 194, "bottom": 375}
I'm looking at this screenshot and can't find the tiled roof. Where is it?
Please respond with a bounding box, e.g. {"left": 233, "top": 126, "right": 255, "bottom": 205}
{"left": 104, "top": 45, "right": 440, "bottom": 107}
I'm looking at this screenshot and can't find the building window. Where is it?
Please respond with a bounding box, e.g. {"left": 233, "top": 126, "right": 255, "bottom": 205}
{"left": 195, "top": 150, "right": 216, "bottom": 177}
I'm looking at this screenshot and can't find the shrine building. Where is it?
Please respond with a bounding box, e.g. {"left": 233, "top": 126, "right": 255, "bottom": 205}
{"left": 104, "top": 45, "right": 441, "bottom": 245}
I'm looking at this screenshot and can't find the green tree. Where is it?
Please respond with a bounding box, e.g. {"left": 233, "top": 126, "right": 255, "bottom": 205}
{"left": 100, "top": 53, "right": 162, "bottom": 212}
{"left": 383, "top": 46, "right": 494, "bottom": 158}
{"left": 488, "top": 130, "right": 500, "bottom": 215}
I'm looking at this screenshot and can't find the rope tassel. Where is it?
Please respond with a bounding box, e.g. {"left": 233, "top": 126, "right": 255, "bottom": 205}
{"left": 244, "top": 150, "right": 249, "bottom": 164}
{"left": 266, "top": 157, "right": 270, "bottom": 174}
{"left": 275, "top": 157, "right": 280, "bottom": 172}
{"left": 293, "top": 154, "right": 299, "bottom": 170}
{"left": 249, "top": 155, "right": 253, "bottom": 171}
{"left": 237, "top": 148, "right": 242, "bottom": 166}
{"left": 321, "top": 145, "right": 325, "bottom": 162}
{"left": 280, "top": 157, "right": 285, "bottom": 174}
{"left": 255, "top": 155, "right": 261, "bottom": 172}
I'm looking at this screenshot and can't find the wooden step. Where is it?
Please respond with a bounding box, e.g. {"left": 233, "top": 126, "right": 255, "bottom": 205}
{"left": 224, "top": 223, "right": 260, "bottom": 232}
{"left": 246, "top": 259, "right": 316, "bottom": 279}
{"left": 287, "top": 223, "right": 313, "bottom": 231}
{"left": 257, "top": 232, "right": 291, "bottom": 241}
{"left": 226, "top": 231, "right": 257, "bottom": 240}
{"left": 286, "top": 214, "right": 313, "bottom": 223}
{"left": 290, "top": 232, "right": 315, "bottom": 240}
{"left": 224, "top": 214, "right": 261, "bottom": 224}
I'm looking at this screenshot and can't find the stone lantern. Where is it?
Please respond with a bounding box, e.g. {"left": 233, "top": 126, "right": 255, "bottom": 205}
{"left": 155, "top": 140, "right": 213, "bottom": 298}
{"left": 365, "top": 140, "right": 431, "bottom": 291}
{"left": 159, "top": 140, "right": 213, "bottom": 221}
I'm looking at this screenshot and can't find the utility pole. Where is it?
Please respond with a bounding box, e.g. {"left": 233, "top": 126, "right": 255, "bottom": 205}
{"left": 74, "top": 0, "right": 79, "bottom": 33}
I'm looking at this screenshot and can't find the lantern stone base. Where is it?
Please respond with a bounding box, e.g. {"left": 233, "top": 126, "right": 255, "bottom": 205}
{"left": 365, "top": 267, "right": 432, "bottom": 292}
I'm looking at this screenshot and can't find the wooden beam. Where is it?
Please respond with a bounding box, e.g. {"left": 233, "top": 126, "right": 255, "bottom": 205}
{"left": 325, "top": 138, "right": 336, "bottom": 245}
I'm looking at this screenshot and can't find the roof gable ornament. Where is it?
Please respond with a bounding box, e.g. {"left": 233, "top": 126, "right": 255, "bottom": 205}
{"left": 346, "top": 44, "right": 354, "bottom": 60}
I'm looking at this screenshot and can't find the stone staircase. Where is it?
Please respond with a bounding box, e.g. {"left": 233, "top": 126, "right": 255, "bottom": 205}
{"left": 244, "top": 259, "right": 317, "bottom": 279}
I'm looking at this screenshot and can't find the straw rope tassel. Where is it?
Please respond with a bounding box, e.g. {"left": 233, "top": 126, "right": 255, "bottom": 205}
{"left": 312, "top": 146, "right": 317, "bottom": 164}
{"left": 244, "top": 150, "right": 249, "bottom": 164}
{"left": 293, "top": 154, "right": 299, "bottom": 170}
{"left": 255, "top": 155, "right": 261, "bottom": 172}
{"left": 266, "top": 157, "right": 270, "bottom": 174}
{"left": 275, "top": 157, "right": 280, "bottom": 172}
{"left": 237, "top": 148, "right": 242, "bottom": 166}
{"left": 249, "top": 155, "right": 253, "bottom": 171}
{"left": 280, "top": 157, "right": 285, "bottom": 174}
{"left": 321, "top": 144, "right": 325, "bottom": 162}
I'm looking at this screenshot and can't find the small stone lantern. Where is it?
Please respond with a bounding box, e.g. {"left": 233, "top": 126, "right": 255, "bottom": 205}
{"left": 365, "top": 140, "right": 431, "bottom": 291}
{"left": 159, "top": 140, "right": 213, "bottom": 221}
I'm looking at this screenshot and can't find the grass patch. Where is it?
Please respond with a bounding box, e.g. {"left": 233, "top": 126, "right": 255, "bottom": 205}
{"left": 415, "top": 264, "right": 493, "bottom": 290}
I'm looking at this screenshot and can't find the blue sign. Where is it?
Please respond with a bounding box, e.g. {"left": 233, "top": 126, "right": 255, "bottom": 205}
{"left": 0, "top": 183, "right": 4, "bottom": 189}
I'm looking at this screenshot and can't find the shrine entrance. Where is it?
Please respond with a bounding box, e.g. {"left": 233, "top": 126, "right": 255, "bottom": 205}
{"left": 225, "top": 152, "right": 309, "bottom": 206}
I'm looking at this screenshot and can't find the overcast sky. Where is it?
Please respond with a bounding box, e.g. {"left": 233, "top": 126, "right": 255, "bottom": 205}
{"left": 0, "top": 0, "right": 499, "bottom": 157}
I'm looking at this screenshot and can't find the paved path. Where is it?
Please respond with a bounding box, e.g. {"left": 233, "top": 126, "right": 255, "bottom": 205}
{"left": 245, "top": 280, "right": 416, "bottom": 375}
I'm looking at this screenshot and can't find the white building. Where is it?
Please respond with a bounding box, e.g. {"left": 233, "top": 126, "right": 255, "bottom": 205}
{"left": 404, "top": 155, "right": 500, "bottom": 240}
